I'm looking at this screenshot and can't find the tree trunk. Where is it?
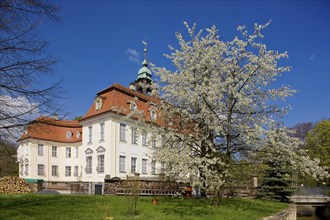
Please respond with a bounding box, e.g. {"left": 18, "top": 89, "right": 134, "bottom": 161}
{"left": 199, "top": 169, "right": 207, "bottom": 198}
{"left": 213, "top": 185, "right": 225, "bottom": 206}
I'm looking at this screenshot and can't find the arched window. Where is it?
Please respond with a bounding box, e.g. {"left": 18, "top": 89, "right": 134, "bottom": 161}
{"left": 66, "top": 131, "right": 72, "bottom": 139}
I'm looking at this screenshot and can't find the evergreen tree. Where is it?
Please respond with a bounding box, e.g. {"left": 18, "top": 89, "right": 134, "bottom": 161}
{"left": 257, "top": 160, "right": 295, "bottom": 202}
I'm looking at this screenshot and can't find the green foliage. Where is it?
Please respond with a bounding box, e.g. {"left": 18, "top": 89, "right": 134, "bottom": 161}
{"left": 257, "top": 161, "right": 295, "bottom": 202}
{"left": 305, "top": 120, "right": 330, "bottom": 169}
{"left": 0, "top": 194, "right": 289, "bottom": 220}
{"left": 72, "top": 116, "right": 83, "bottom": 121}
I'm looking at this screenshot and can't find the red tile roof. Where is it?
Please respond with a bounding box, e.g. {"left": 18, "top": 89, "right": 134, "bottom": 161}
{"left": 81, "top": 83, "right": 163, "bottom": 125}
{"left": 18, "top": 117, "right": 82, "bottom": 143}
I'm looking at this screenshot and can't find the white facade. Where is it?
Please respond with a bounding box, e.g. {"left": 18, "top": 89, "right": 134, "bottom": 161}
{"left": 80, "top": 113, "right": 161, "bottom": 182}
{"left": 17, "top": 139, "right": 81, "bottom": 182}
{"left": 17, "top": 111, "right": 164, "bottom": 183}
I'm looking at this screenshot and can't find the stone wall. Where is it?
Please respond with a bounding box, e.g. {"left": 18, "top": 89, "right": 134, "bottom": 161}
{"left": 261, "top": 205, "right": 296, "bottom": 220}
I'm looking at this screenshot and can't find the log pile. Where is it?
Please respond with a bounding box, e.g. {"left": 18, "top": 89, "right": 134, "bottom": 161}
{"left": 0, "top": 176, "right": 32, "bottom": 194}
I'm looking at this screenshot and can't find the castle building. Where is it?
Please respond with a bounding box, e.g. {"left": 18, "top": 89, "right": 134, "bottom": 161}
{"left": 17, "top": 48, "right": 165, "bottom": 185}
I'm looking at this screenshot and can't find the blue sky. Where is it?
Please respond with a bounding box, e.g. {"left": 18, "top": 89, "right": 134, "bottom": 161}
{"left": 40, "top": 0, "right": 329, "bottom": 127}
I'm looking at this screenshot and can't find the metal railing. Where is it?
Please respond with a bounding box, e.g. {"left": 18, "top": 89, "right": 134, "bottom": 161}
{"left": 294, "top": 187, "right": 330, "bottom": 196}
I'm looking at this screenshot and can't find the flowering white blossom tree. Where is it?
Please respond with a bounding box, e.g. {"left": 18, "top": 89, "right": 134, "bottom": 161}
{"left": 256, "top": 126, "right": 328, "bottom": 202}
{"left": 148, "top": 21, "right": 327, "bottom": 206}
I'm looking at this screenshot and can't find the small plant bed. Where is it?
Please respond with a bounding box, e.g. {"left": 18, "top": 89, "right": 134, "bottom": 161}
{"left": 0, "top": 194, "right": 288, "bottom": 220}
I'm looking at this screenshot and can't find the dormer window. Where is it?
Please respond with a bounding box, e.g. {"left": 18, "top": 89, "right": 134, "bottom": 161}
{"left": 95, "top": 97, "right": 102, "bottom": 110}
{"left": 130, "top": 102, "right": 137, "bottom": 111}
{"left": 66, "top": 131, "right": 72, "bottom": 139}
{"left": 76, "top": 131, "right": 81, "bottom": 139}
{"left": 150, "top": 110, "right": 156, "bottom": 121}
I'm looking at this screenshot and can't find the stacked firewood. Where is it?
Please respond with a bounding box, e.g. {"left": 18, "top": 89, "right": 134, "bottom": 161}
{"left": 0, "top": 176, "right": 32, "bottom": 194}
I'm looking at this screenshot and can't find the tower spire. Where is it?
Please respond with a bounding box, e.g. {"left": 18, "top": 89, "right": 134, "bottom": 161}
{"left": 142, "top": 40, "right": 148, "bottom": 67}
{"left": 135, "top": 40, "right": 152, "bottom": 95}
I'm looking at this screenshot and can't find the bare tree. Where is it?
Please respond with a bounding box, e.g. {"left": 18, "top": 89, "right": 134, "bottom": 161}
{"left": 290, "top": 122, "right": 313, "bottom": 141}
{"left": 0, "top": 0, "right": 63, "bottom": 143}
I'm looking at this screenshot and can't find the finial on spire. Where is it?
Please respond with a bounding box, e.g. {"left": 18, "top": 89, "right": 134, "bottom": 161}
{"left": 142, "top": 39, "right": 148, "bottom": 67}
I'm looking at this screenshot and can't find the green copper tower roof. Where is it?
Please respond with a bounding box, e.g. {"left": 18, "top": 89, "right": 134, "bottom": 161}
{"left": 137, "top": 43, "right": 152, "bottom": 81}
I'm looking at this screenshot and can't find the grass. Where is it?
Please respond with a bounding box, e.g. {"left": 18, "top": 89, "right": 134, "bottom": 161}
{"left": 0, "top": 194, "right": 289, "bottom": 220}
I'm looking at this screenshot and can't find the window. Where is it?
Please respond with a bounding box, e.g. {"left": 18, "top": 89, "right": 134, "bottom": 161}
{"left": 142, "top": 132, "right": 147, "bottom": 146}
{"left": 24, "top": 164, "right": 29, "bottom": 175}
{"left": 88, "top": 126, "right": 93, "bottom": 143}
{"left": 152, "top": 136, "right": 157, "bottom": 148}
{"left": 130, "top": 102, "right": 137, "bottom": 111}
{"left": 131, "top": 127, "right": 138, "bottom": 144}
{"left": 100, "top": 123, "right": 105, "bottom": 141}
{"left": 151, "top": 160, "right": 156, "bottom": 175}
{"left": 131, "top": 157, "right": 137, "bottom": 173}
{"left": 52, "top": 165, "right": 58, "bottom": 176}
{"left": 86, "top": 156, "right": 92, "bottom": 174}
{"left": 66, "top": 131, "right": 72, "bottom": 139}
{"left": 150, "top": 110, "right": 156, "bottom": 121}
{"left": 119, "top": 123, "right": 126, "bottom": 141}
{"left": 76, "top": 131, "right": 81, "bottom": 139}
{"left": 75, "top": 147, "right": 78, "bottom": 158}
{"left": 52, "top": 146, "right": 57, "bottom": 157}
{"left": 66, "top": 147, "right": 71, "bottom": 158}
{"left": 97, "top": 155, "right": 104, "bottom": 173}
{"left": 38, "top": 164, "right": 44, "bottom": 176}
{"left": 119, "top": 156, "right": 126, "bottom": 173}
{"left": 74, "top": 166, "right": 78, "bottom": 177}
{"left": 142, "top": 159, "right": 147, "bottom": 174}
{"left": 161, "top": 135, "right": 167, "bottom": 147}
{"left": 20, "top": 164, "right": 24, "bottom": 175}
{"left": 161, "top": 162, "right": 166, "bottom": 174}
{"left": 65, "top": 166, "right": 71, "bottom": 176}
{"left": 96, "top": 97, "right": 102, "bottom": 110}
{"left": 38, "top": 144, "right": 43, "bottom": 156}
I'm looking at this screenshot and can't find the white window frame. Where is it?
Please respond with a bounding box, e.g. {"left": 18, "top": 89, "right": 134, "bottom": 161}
{"left": 130, "top": 102, "right": 137, "bottom": 111}
{"left": 119, "top": 156, "right": 126, "bottom": 173}
{"left": 66, "top": 147, "right": 71, "bottom": 158}
{"left": 86, "top": 156, "right": 92, "bottom": 174}
{"left": 96, "top": 97, "right": 102, "bottom": 110}
{"left": 88, "top": 126, "right": 93, "bottom": 143}
{"left": 66, "top": 131, "right": 72, "bottom": 139}
{"left": 100, "top": 123, "right": 105, "bottom": 141}
{"left": 150, "top": 110, "right": 156, "bottom": 121}
{"left": 52, "top": 165, "right": 58, "bottom": 176}
{"left": 75, "top": 147, "right": 78, "bottom": 158}
{"left": 37, "top": 164, "right": 44, "bottom": 176}
{"left": 151, "top": 160, "right": 156, "bottom": 175}
{"left": 74, "top": 166, "right": 78, "bottom": 177}
{"left": 38, "top": 144, "right": 43, "bottom": 156}
{"left": 52, "top": 146, "right": 57, "bottom": 157}
{"left": 119, "top": 123, "right": 126, "bottom": 141}
{"left": 24, "top": 164, "right": 29, "bottom": 175}
{"left": 152, "top": 136, "right": 157, "bottom": 148}
{"left": 131, "top": 127, "right": 138, "bottom": 144}
{"left": 142, "top": 132, "right": 147, "bottom": 146}
{"left": 97, "top": 154, "right": 105, "bottom": 173}
{"left": 131, "top": 157, "right": 137, "bottom": 173}
{"left": 142, "top": 159, "right": 147, "bottom": 174}
{"left": 20, "top": 163, "right": 24, "bottom": 175}
{"left": 65, "top": 166, "right": 71, "bottom": 177}
{"left": 161, "top": 161, "right": 166, "bottom": 174}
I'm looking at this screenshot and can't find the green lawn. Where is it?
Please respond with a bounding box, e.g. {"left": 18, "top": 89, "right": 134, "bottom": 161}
{"left": 0, "top": 194, "right": 288, "bottom": 220}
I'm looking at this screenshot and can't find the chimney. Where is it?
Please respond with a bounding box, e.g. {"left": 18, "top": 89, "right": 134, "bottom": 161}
{"left": 129, "top": 82, "right": 136, "bottom": 91}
